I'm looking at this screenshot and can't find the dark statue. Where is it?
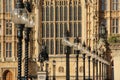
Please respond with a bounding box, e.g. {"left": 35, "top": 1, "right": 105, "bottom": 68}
{"left": 38, "top": 45, "right": 48, "bottom": 71}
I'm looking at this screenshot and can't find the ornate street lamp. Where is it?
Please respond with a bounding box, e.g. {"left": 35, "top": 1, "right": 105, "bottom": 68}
{"left": 12, "top": 0, "right": 34, "bottom": 80}
{"left": 12, "top": 0, "right": 26, "bottom": 80}
{"left": 74, "top": 37, "right": 80, "bottom": 80}
{"left": 23, "top": 1, "right": 34, "bottom": 80}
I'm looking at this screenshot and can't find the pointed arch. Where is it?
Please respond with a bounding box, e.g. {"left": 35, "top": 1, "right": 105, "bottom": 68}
{"left": 3, "top": 70, "right": 13, "bottom": 80}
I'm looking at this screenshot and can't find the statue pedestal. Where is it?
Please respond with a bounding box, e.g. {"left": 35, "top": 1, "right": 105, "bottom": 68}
{"left": 37, "top": 71, "right": 46, "bottom": 80}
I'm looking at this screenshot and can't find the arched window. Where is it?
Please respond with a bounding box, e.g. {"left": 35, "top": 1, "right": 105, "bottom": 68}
{"left": 3, "top": 70, "right": 12, "bottom": 80}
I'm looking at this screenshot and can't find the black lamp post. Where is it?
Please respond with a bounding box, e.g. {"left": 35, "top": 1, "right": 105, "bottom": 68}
{"left": 12, "top": 0, "right": 25, "bottom": 80}
{"left": 92, "top": 58, "right": 95, "bottom": 80}
{"left": 23, "top": 1, "right": 33, "bottom": 80}
{"left": 83, "top": 54, "right": 86, "bottom": 80}
{"left": 74, "top": 37, "right": 80, "bottom": 80}
{"left": 53, "top": 60, "right": 56, "bottom": 80}
{"left": 17, "top": 24, "right": 24, "bottom": 80}
{"left": 82, "top": 42, "right": 86, "bottom": 80}
{"left": 87, "top": 46, "right": 91, "bottom": 80}
{"left": 64, "top": 30, "right": 70, "bottom": 80}
{"left": 96, "top": 60, "right": 98, "bottom": 80}
{"left": 24, "top": 28, "right": 31, "bottom": 80}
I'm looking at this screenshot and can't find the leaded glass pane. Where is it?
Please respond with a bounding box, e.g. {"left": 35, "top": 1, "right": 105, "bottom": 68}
{"left": 78, "top": 22, "right": 82, "bottom": 37}
{"left": 74, "top": 6, "right": 77, "bottom": 20}
{"left": 69, "top": 23, "right": 73, "bottom": 37}
{"left": 60, "top": 23, "right": 63, "bottom": 37}
{"left": 42, "top": 23, "right": 45, "bottom": 37}
{"left": 6, "top": 43, "right": 12, "bottom": 57}
{"left": 56, "top": 40, "right": 59, "bottom": 54}
{"left": 51, "top": 6, "right": 54, "bottom": 21}
{"left": 6, "top": 20, "right": 12, "bottom": 35}
{"left": 51, "top": 23, "right": 54, "bottom": 37}
{"left": 56, "top": 23, "right": 59, "bottom": 37}
{"left": 60, "top": 39, "right": 63, "bottom": 54}
{"left": 64, "top": 6, "right": 67, "bottom": 20}
{"left": 42, "top": 7, "right": 45, "bottom": 21}
{"left": 60, "top": 6, "right": 63, "bottom": 20}
{"left": 78, "top": 5, "right": 81, "bottom": 20}
{"left": 51, "top": 39, "right": 54, "bottom": 54}
{"left": 64, "top": 23, "right": 67, "bottom": 35}
{"left": 56, "top": 6, "right": 59, "bottom": 21}
{"left": 46, "top": 6, "right": 49, "bottom": 21}
{"left": 74, "top": 23, "right": 77, "bottom": 37}
{"left": 46, "top": 40, "right": 49, "bottom": 54}
{"left": 46, "top": 23, "right": 49, "bottom": 37}
{"left": 69, "top": 6, "right": 72, "bottom": 20}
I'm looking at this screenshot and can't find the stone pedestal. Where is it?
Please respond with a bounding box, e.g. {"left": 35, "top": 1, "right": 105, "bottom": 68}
{"left": 37, "top": 71, "right": 46, "bottom": 80}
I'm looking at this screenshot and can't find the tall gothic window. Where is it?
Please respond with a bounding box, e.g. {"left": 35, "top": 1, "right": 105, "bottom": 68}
{"left": 6, "top": 43, "right": 12, "bottom": 58}
{"left": 5, "top": 0, "right": 12, "bottom": 13}
{"left": 6, "top": 20, "right": 12, "bottom": 35}
{"left": 112, "top": 18, "right": 119, "bottom": 34}
{"left": 112, "top": 0, "right": 119, "bottom": 10}
{"left": 42, "top": 0, "right": 82, "bottom": 55}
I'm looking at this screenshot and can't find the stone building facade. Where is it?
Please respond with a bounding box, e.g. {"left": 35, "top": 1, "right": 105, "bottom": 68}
{"left": 0, "top": 0, "right": 119, "bottom": 80}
